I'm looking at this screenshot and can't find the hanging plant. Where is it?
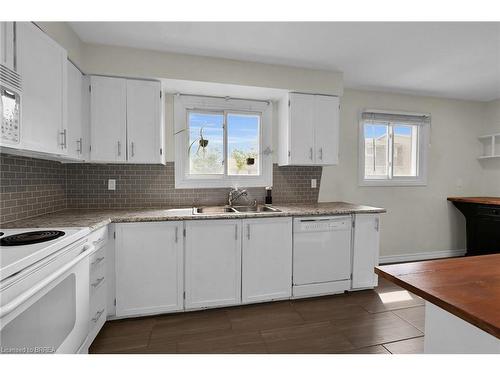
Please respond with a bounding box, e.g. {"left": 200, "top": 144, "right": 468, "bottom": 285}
{"left": 188, "top": 127, "right": 209, "bottom": 156}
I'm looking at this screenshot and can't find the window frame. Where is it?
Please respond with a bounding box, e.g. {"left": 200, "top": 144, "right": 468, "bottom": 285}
{"left": 358, "top": 110, "right": 430, "bottom": 187}
{"left": 174, "top": 95, "right": 272, "bottom": 189}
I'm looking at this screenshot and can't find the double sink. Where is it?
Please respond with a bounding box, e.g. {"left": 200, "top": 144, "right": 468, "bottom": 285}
{"left": 193, "top": 205, "right": 281, "bottom": 215}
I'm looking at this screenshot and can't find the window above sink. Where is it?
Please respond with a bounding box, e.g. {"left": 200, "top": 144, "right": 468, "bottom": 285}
{"left": 174, "top": 95, "right": 273, "bottom": 189}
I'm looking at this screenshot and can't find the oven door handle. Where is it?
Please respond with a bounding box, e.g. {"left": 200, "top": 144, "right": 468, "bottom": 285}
{"left": 0, "top": 245, "right": 95, "bottom": 319}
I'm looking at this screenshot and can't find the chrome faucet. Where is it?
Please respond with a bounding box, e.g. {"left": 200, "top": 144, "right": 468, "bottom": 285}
{"left": 228, "top": 188, "right": 248, "bottom": 206}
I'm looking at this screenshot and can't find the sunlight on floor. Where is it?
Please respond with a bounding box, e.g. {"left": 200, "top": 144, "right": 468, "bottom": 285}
{"left": 378, "top": 290, "right": 414, "bottom": 304}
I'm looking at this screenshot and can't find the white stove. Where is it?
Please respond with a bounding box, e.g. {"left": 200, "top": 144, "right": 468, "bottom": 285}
{"left": 0, "top": 227, "right": 90, "bottom": 281}
{"left": 1, "top": 226, "right": 93, "bottom": 353}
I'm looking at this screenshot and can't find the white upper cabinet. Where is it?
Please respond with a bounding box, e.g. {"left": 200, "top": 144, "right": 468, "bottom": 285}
{"left": 241, "top": 217, "right": 292, "bottom": 304}
{"left": 288, "top": 93, "right": 315, "bottom": 164}
{"left": 89, "top": 76, "right": 164, "bottom": 164}
{"left": 16, "top": 22, "right": 68, "bottom": 155}
{"left": 126, "top": 80, "right": 164, "bottom": 164}
{"left": 89, "top": 76, "right": 127, "bottom": 162}
{"left": 66, "top": 62, "right": 88, "bottom": 160}
{"left": 184, "top": 220, "right": 242, "bottom": 309}
{"left": 0, "top": 22, "right": 15, "bottom": 71}
{"left": 314, "top": 94, "right": 339, "bottom": 165}
{"left": 279, "top": 92, "right": 340, "bottom": 166}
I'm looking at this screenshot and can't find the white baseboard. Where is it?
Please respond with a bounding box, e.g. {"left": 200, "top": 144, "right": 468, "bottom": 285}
{"left": 379, "top": 249, "right": 466, "bottom": 264}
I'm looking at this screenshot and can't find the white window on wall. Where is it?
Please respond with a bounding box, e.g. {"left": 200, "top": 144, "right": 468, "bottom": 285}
{"left": 174, "top": 95, "right": 272, "bottom": 188}
{"left": 359, "top": 110, "right": 430, "bottom": 186}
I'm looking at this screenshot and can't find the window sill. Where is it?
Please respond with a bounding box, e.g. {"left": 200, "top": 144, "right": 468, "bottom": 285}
{"left": 359, "top": 179, "right": 427, "bottom": 187}
{"left": 175, "top": 175, "right": 272, "bottom": 189}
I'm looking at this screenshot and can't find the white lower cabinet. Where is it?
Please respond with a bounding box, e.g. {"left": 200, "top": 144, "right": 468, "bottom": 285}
{"left": 242, "top": 217, "right": 292, "bottom": 303}
{"left": 115, "top": 222, "right": 183, "bottom": 317}
{"left": 184, "top": 220, "right": 241, "bottom": 309}
{"left": 105, "top": 214, "right": 379, "bottom": 328}
{"left": 352, "top": 214, "right": 380, "bottom": 289}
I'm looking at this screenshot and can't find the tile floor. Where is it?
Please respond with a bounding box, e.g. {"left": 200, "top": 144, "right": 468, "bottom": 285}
{"left": 89, "top": 279, "right": 425, "bottom": 354}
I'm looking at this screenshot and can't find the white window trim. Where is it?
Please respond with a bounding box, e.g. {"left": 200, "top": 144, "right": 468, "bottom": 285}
{"left": 358, "top": 109, "right": 430, "bottom": 187}
{"left": 174, "top": 95, "right": 273, "bottom": 189}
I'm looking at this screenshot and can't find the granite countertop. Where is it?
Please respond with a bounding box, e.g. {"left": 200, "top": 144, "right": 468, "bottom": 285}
{"left": 0, "top": 202, "right": 386, "bottom": 231}
{"left": 447, "top": 196, "right": 500, "bottom": 206}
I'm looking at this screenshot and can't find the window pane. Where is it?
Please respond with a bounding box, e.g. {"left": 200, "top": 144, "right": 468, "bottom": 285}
{"left": 393, "top": 125, "right": 418, "bottom": 177}
{"left": 188, "top": 112, "right": 224, "bottom": 175}
{"left": 227, "top": 113, "right": 260, "bottom": 176}
{"left": 364, "top": 123, "right": 389, "bottom": 178}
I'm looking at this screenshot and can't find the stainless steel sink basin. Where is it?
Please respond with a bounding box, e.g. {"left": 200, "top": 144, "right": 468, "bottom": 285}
{"left": 192, "top": 205, "right": 281, "bottom": 215}
{"left": 233, "top": 205, "right": 281, "bottom": 213}
{"left": 193, "top": 206, "right": 237, "bottom": 215}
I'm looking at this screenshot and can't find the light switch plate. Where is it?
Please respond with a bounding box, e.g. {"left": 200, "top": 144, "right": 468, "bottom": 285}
{"left": 311, "top": 179, "right": 317, "bottom": 188}
{"left": 108, "top": 179, "right": 116, "bottom": 190}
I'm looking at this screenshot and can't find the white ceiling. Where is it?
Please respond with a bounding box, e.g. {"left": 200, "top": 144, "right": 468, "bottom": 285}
{"left": 69, "top": 22, "right": 500, "bottom": 102}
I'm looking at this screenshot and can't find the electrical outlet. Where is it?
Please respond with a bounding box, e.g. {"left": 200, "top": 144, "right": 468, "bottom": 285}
{"left": 311, "top": 179, "right": 317, "bottom": 188}
{"left": 108, "top": 179, "right": 116, "bottom": 191}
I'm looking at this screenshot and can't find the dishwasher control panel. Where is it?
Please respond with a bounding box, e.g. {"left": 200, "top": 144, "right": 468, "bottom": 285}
{"left": 294, "top": 216, "right": 352, "bottom": 232}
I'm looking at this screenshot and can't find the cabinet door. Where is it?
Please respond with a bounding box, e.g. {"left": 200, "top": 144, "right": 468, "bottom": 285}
{"left": 314, "top": 95, "right": 339, "bottom": 165}
{"left": 289, "top": 93, "right": 315, "bottom": 164}
{"left": 17, "top": 22, "right": 67, "bottom": 155}
{"left": 242, "top": 217, "right": 292, "bottom": 304}
{"left": 66, "top": 62, "right": 85, "bottom": 160}
{"left": 352, "top": 214, "right": 380, "bottom": 289}
{"left": 1, "top": 22, "right": 15, "bottom": 70}
{"left": 90, "top": 76, "right": 127, "bottom": 162}
{"left": 126, "top": 80, "right": 163, "bottom": 164}
{"left": 115, "top": 222, "right": 184, "bottom": 317}
{"left": 185, "top": 220, "right": 241, "bottom": 309}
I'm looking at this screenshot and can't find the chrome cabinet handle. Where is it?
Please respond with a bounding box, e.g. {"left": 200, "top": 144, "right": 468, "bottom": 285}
{"left": 131, "top": 142, "right": 135, "bottom": 157}
{"left": 175, "top": 226, "right": 178, "bottom": 243}
{"left": 92, "top": 238, "right": 106, "bottom": 247}
{"left": 60, "top": 129, "right": 67, "bottom": 149}
{"left": 375, "top": 217, "right": 380, "bottom": 232}
{"left": 235, "top": 224, "right": 238, "bottom": 240}
{"left": 91, "top": 277, "right": 104, "bottom": 288}
{"left": 91, "top": 309, "right": 105, "bottom": 323}
{"left": 90, "top": 257, "right": 105, "bottom": 267}
{"left": 309, "top": 147, "right": 313, "bottom": 160}
{"left": 319, "top": 148, "right": 323, "bottom": 160}
{"left": 117, "top": 141, "right": 121, "bottom": 156}
{"left": 247, "top": 224, "right": 250, "bottom": 240}
{"left": 76, "top": 138, "right": 82, "bottom": 154}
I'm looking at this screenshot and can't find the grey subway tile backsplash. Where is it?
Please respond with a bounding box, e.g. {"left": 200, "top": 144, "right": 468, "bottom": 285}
{"left": 0, "top": 154, "right": 66, "bottom": 224}
{"left": 0, "top": 154, "right": 322, "bottom": 224}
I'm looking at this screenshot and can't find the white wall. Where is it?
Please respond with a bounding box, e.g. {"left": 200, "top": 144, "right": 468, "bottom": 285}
{"left": 36, "top": 22, "right": 84, "bottom": 67}
{"left": 38, "top": 22, "right": 343, "bottom": 94}
{"left": 319, "top": 89, "right": 487, "bottom": 257}
{"left": 81, "top": 44, "right": 343, "bottom": 96}
{"left": 480, "top": 99, "right": 500, "bottom": 196}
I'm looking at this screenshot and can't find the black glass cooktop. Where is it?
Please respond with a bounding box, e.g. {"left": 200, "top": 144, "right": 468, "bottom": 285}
{"left": 0, "top": 230, "right": 65, "bottom": 246}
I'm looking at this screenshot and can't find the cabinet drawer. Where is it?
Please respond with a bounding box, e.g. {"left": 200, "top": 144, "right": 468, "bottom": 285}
{"left": 88, "top": 226, "right": 108, "bottom": 251}
{"left": 89, "top": 283, "right": 106, "bottom": 332}
{"left": 89, "top": 246, "right": 106, "bottom": 274}
{"left": 476, "top": 206, "right": 500, "bottom": 218}
{"left": 89, "top": 266, "right": 105, "bottom": 297}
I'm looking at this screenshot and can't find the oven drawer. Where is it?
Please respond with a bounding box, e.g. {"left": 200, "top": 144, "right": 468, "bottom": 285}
{"left": 87, "top": 226, "right": 108, "bottom": 251}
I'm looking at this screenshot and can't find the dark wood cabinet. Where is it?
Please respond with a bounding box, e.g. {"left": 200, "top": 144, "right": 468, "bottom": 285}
{"left": 448, "top": 198, "right": 500, "bottom": 256}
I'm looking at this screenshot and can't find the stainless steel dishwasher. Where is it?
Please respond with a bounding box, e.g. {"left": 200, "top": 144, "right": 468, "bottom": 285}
{"left": 292, "top": 216, "right": 352, "bottom": 298}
